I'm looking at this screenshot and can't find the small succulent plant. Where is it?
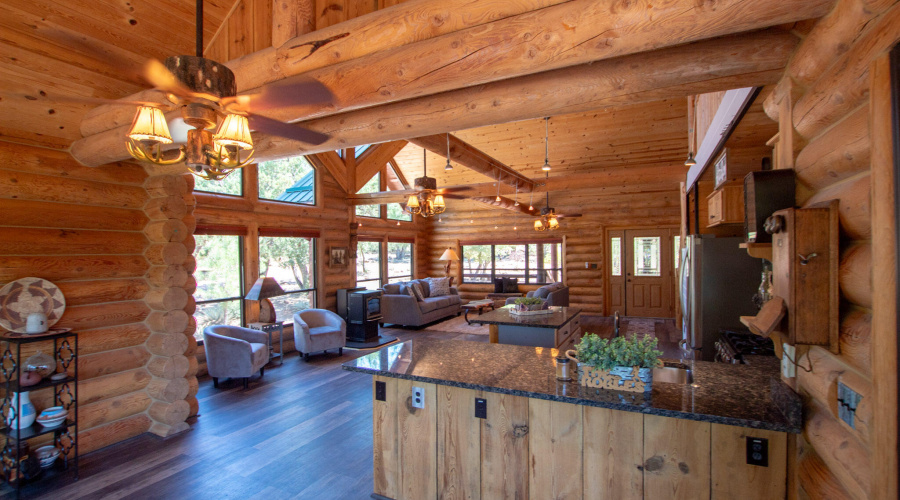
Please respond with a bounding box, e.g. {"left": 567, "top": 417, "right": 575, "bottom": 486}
{"left": 574, "top": 334, "right": 663, "bottom": 371}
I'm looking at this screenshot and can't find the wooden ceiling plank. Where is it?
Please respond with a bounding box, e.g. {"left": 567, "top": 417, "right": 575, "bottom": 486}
{"left": 387, "top": 159, "right": 410, "bottom": 189}
{"left": 408, "top": 134, "right": 536, "bottom": 192}
{"left": 72, "top": 29, "right": 798, "bottom": 166}
{"left": 354, "top": 140, "right": 408, "bottom": 192}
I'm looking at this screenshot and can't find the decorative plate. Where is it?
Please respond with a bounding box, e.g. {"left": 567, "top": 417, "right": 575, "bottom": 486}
{"left": 0, "top": 277, "right": 66, "bottom": 333}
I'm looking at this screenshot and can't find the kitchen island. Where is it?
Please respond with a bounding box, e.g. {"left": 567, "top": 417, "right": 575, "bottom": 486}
{"left": 467, "top": 305, "right": 582, "bottom": 349}
{"left": 344, "top": 338, "right": 800, "bottom": 500}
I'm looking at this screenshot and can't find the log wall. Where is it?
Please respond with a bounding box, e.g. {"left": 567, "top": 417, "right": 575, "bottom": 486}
{"left": 0, "top": 141, "right": 155, "bottom": 453}
{"left": 761, "top": 1, "right": 899, "bottom": 497}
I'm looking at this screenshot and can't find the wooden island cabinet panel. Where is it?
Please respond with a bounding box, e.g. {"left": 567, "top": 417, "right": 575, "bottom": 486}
{"left": 711, "top": 424, "right": 787, "bottom": 500}
{"left": 529, "top": 398, "right": 584, "bottom": 499}
{"left": 372, "top": 380, "right": 790, "bottom": 500}
{"left": 480, "top": 392, "right": 529, "bottom": 499}
{"left": 643, "top": 414, "right": 711, "bottom": 500}
{"left": 583, "top": 406, "right": 644, "bottom": 500}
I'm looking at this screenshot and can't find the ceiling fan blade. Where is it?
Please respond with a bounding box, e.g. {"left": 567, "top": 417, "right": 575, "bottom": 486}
{"left": 557, "top": 213, "right": 583, "bottom": 218}
{"left": 252, "top": 77, "right": 334, "bottom": 112}
{"left": 441, "top": 193, "right": 469, "bottom": 200}
{"left": 247, "top": 113, "right": 330, "bottom": 145}
{"left": 7, "top": 92, "right": 167, "bottom": 108}
{"left": 439, "top": 186, "right": 473, "bottom": 193}
{"left": 143, "top": 59, "right": 196, "bottom": 99}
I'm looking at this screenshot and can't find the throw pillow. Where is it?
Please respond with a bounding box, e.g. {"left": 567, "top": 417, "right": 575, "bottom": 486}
{"left": 428, "top": 277, "right": 451, "bottom": 297}
{"left": 397, "top": 283, "right": 410, "bottom": 296}
{"left": 409, "top": 282, "right": 425, "bottom": 301}
{"left": 533, "top": 286, "right": 551, "bottom": 299}
{"left": 493, "top": 278, "right": 504, "bottom": 293}
{"left": 502, "top": 277, "right": 519, "bottom": 293}
{"left": 382, "top": 283, "right": 401, "bottom": 295}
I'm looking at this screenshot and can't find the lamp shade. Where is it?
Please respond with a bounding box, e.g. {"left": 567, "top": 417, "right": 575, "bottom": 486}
{"left": 244, "top": 277, "right": 286, "bottom": 301}
{"left": 548, "top": 215, "right": 560, "bottom": 229}
{"left": 534, "top": 220, "right": 544, "bottom": 231}
{"left": 214, "top": 113, "right": 253, "bottom": 150}
{"left": 129, "top": 106, "right": 173, "bottom": 144}
{"left": 439, "top": 248, "right": 460, "bottom": 261}
{"left": 407, "top": 194, "right": 420, "bottom": 208}
{"left": 433, "top": 194, "right": 445, "bottom": 209}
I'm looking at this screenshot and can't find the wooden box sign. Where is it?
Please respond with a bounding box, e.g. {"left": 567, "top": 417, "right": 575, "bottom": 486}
{"left": 770, "top": 203, "right": 838, "bottom": 348}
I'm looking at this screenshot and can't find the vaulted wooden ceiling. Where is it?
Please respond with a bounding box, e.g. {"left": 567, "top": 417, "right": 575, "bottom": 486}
{"left": 0, "top": 0, "right": 232, "bottom": 149}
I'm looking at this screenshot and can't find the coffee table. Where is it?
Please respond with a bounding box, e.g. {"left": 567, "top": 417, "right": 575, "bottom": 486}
{"left": 461, "top": 299, "right": 495, "bottom": 324}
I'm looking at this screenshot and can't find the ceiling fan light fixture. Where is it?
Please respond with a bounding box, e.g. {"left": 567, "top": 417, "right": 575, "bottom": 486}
{"left": 214, "top": 113, "right": 253, "bottom": 149}
{"left": 548, "top": 215, "right": 560, "bottom": 230}
{"left": 433, "top": 194, "right": 445, "bottom": 209}
{"left": 534, "top": 220, "right": 545, "bottom": 231}
{"left": 684, "top": 152, "right": 696, "bottom": 167}
{"left": 129, "top": 106, "right": 173, "bottom": 144}
{"left": 406, "top": 194, "right": 421, "bottom": 210}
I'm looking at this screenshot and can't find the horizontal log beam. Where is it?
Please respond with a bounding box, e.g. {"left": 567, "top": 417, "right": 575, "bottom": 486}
{"left": 72, "top": 27, "right": 801, "bottom": 167}
{"left": 408, "top": 134, "right": 535, "bottom": 191}
{"left": 355, "top": 141, "right": 408, "bottom": 192}
{"left": 469, "top": 195, "right": 537, "bottom": 215}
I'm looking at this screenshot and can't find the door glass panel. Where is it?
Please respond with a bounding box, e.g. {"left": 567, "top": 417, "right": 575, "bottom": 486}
{"left": 611, "top": 237, "right": 622, "bottom": 276}
{"left": 673, "top": 236, "right": 681, "bottom": 269}
{"left": 634, "top": 237, "right": 661, "bottom": 277}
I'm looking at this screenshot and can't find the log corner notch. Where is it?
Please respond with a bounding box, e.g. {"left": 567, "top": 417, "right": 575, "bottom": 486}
{"left": 142, "top": 171, "right": 197, "bottom": 437}
{"left": 69, "top": 0, "right": 828, "bottom": 168}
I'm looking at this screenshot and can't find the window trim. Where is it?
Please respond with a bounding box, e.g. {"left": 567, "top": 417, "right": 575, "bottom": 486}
{"left": 386, "top": 240, "right": 414, "bottom": 283}
{"left": 193, "top": 232, "right": 246, "bottom": 343}
{"left": 460, "top": 241, "right": 563, "bottom": 285}
{"left": 356, "top": 238, "right": 385, "bottom": 288}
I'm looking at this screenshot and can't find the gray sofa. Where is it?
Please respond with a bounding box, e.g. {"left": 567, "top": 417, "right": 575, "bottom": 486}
{"left": 505, "top": 283, "right": 569, "bottom": 307}
{"left": 380, "top": 279, "right": 462, "bottom": 327}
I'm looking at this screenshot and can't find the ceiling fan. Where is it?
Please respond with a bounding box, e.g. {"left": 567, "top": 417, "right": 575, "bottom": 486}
{"left": 403, "top": 148, "right": 471, "bottom": 217}
{"left": 534, "top": 173, "right": 582, "bottom": 231}
{"left": 64, "top": 0, "right": 335, "bottom": 180}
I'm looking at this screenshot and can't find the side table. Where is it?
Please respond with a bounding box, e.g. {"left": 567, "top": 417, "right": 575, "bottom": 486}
{"left": 248, "top": 322, "right": 284, "bottom": 365}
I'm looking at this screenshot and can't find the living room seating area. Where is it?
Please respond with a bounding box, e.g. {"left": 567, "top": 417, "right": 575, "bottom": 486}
{"left": 380, "top": 278, "right": 461, "bottom": 327}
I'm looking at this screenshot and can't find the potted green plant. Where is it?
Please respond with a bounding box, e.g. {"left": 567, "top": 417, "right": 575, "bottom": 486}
{"left": 565, "top": 334, "right": 662, "bottom": 392}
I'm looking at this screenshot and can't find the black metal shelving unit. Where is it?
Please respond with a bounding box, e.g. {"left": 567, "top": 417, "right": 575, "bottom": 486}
{"left": 1, "top": 330, "right": 78, "bottom": 496}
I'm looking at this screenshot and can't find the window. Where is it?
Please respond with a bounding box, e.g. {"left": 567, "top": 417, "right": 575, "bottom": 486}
{"left": 258, "top": 156, "right": 316, "bottom": 205}
{"left": 259, "top": 235, "right": 317, "bottom": 324}
{"left": 356, "top": 240, "right": 382, "bottom": 289}
{"left": 673, "top": 235, "right": 681, "bottom": 270}
{"left": 193, "top": 234, "right": 243, "bottom": 341}
{"left": 194, "top": 172, "right": 242, "bottom": 196}
{"left": 611, "top": 237, "right": 622, "bottom": 276}
{"left": 387, "top": 202, "right": 411, "bottom": 221}
{"left": 387, "top": 242, "right": 413, "bottom": 283}
{"left": 634, "top": 236, "right": 661, "bottom": 277}
{"left": 461, "top": 241, "right": 562, "bottom": 284}
{"left": 355, "top": 173, "right": 381, "bottom": 218}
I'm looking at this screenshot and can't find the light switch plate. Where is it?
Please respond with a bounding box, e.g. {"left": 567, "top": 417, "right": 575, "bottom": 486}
{"left": 411, "top": 386, "right": 425, "bottom": 409}
{"left": 782, "top": 343, "right": 796, "bottom": 378}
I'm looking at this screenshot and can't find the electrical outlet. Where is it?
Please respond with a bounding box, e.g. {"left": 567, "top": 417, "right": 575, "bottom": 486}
{"left": 746, "top": 437, "right": 769, "bottom": 467}
{"left": 411, "top": 386, "right": 425, "bottom": 409}
{"left": 781, "top": 343, "right": 796, "bottom": 378}
{"left": 375, "top": 381, "right": 386, "bottom": 401}
{"left": 837, "top": 380, "right": 861, "bottom": 429}
{"left": 474, "top": 398, "right": 487, "bottom": 419}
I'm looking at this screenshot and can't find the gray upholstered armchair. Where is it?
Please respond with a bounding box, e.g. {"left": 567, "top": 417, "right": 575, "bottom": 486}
{"left": 505, "top": 283, "right": 570, "bottom": 307}
{"left": 202, "top": 325, "right": 269, "bottom": 389}
{"left": 293, "top": 309, "right": 346, "bottom": 361}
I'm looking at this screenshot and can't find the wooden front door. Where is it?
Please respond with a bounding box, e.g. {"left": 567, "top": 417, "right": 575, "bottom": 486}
{"left": 621, "top": 229, "right": 675, "bottom": 317}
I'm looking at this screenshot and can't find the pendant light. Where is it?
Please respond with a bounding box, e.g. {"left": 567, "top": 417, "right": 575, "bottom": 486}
{"left": 445, "top": 133, "right": 453, "bottom": 171}
{"left": 684, "top": 152, "right": 696, "bottom": 167}
{"left": 541, "top": 117, "right": 552, "bottom": 172}
{"left": 495, "top": 173, "right": 501, "bottom": 202}
{"left": 513, "top": 182, "right": 520, "bottom": 206}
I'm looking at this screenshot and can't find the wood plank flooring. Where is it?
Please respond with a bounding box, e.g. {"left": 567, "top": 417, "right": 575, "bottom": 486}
{"left": 1, "top": 314, "right": 676, "bottom": 499}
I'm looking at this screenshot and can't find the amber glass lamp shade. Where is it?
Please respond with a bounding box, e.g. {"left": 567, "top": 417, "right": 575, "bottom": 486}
{"left": 214, "top": 114, "right": 253, "bottom": 150}
{"left": 548, "top": 215, "right": 560, "bottom": 230}
{"left": 129, "top": 106, "right": 173, "bottom": 144}
{"left": 433, "top": 194, "right": 445, "bottom": 209}
{"left": 534, "top": 220, "right": 545, "bottom": 231}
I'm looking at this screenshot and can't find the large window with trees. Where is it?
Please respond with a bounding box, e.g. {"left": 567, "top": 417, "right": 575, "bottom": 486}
{"left": 356, "top": 240, "right": 383, "bottom": 289}
{"left": 258, "top": 156, "right": 316, "bottom": 205}
{"left": 461, "top": 240, "right": 562, "bottom": 284}
{"left": 193, "top": 233, "right": 244, "bottom": 340}
{"left": 194, "top": 172, "right": 242, "bottom": 196}
{"left": 387, "top": 241, "right": 413, "bottom": 283}
{"left": 259, "top": 234, "right": 317, "bottom": 324}
{"left": 356, "top": 173, "right": 381, "bottom": 218}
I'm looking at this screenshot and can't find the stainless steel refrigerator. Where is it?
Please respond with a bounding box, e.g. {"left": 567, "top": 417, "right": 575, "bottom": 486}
{"left": 679, "top": 235, "right": 763, "bottom": 361}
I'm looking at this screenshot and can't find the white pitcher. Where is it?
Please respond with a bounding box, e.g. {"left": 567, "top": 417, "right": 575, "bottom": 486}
{"left": 5, "top": 392, "right": 36, "bottom": 429}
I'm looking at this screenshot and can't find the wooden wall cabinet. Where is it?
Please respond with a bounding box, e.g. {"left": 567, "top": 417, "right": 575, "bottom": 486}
{"left": 770, "top": 204, "right": 839, "bottom": 348}
{"left": 706, "top": 185, "right": 744, "bottom": 227}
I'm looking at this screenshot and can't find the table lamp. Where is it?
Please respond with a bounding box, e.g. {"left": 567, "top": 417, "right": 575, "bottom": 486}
{"left": 245, "top": 277, "right": 286, "bottom": 323}
{"left": 439, "top": 248, "right": 460, "bottom": 282}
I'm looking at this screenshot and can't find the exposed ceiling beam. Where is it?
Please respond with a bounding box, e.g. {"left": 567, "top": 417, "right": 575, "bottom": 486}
{"left": 348, "top": 165, "right": 686, "bottom": 205}
{"left": 408, "top": 134, "right": 535, "bottom": 192}
{"left": 71, "top": 29, "right": 799, "bottom": 167}
{"left": 469, "top": 196, "right": 537, "bottom": 215}
{"left": 307, "top": 151, "right": 349, "bottom": 193}
{"left": 387, "top": 159, "right": 410, "bottom": 190}
{"left": 354, "top": 140, "right": 408, "bottom": 191}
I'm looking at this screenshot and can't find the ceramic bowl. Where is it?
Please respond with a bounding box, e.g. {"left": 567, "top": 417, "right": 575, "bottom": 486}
{"left": 35, "top": 445, "right": 60, "bottom": 469}
{"left": 37, "top": 406, "right": 67, "bottom": 427}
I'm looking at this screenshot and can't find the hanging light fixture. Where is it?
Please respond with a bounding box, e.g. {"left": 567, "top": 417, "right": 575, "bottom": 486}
{"left": 684, "top": 152, "right": 696, "bottom": 167}
{"left": 541, "top": 117, "right": 552, "bottom": 172}
{"left": 534, "top": 172, "right": 560, "bottom": 231}
{"left": 514, "top": 182, "right": 520, "bottom": 206}
{"left": 404, "top": 149, "right": 446, "bottom": 218}
{"left": 445, "top": 133, "right": 453, "bottom": 171}
{"left": 528, "top": 189, "right": 535, "bottom": 211}
{"left": 495, "top": 175, "right": 502, "bottom": 202}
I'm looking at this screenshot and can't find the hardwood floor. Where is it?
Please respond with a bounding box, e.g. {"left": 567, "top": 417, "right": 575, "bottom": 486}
{"left": 1, "top": 314, "right": 677, "bottom": 499}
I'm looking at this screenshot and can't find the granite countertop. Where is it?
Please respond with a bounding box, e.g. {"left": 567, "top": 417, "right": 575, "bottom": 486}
{"left": 342, "top": 338, "right": 801, "bottom": 433}
{"left": 467, "top": 306, "right": 582, "bottom": 328}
